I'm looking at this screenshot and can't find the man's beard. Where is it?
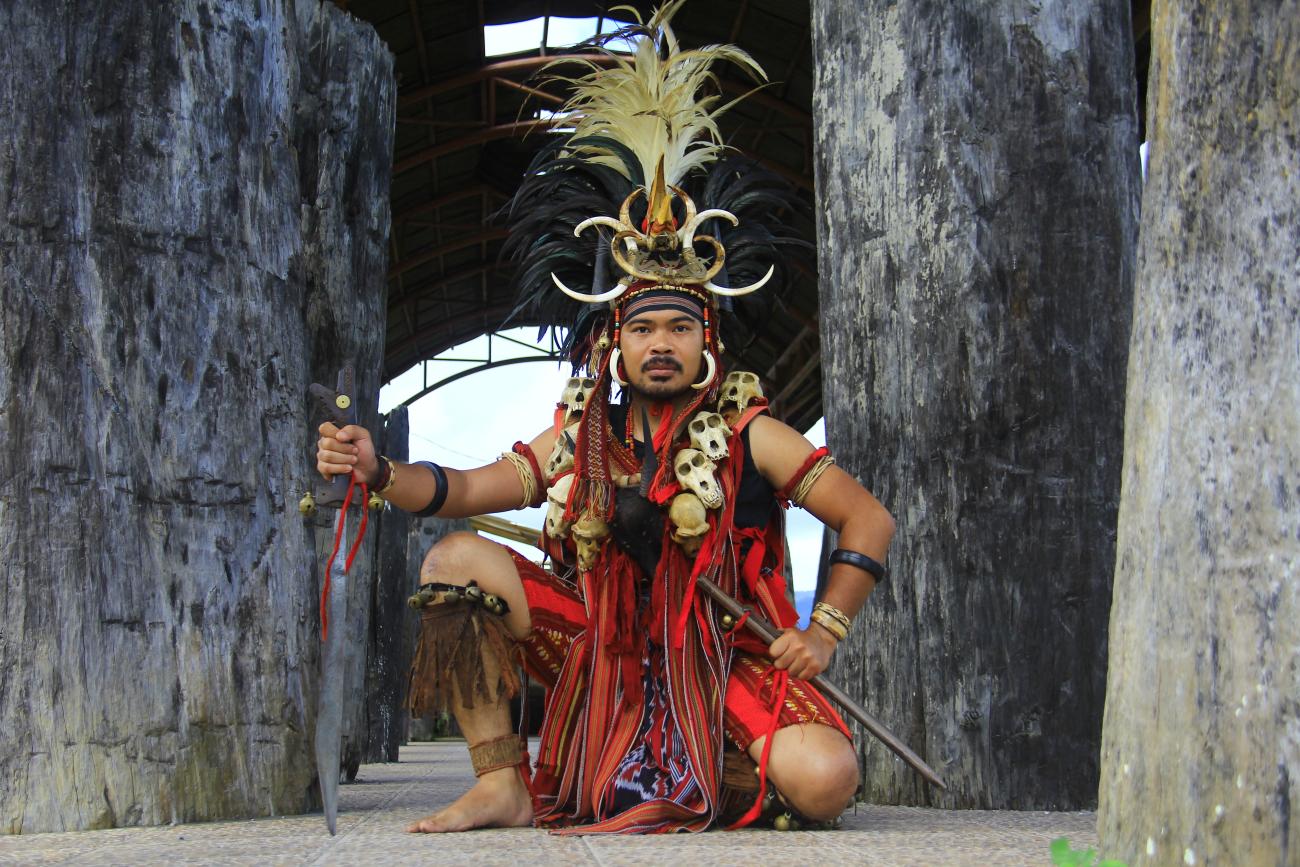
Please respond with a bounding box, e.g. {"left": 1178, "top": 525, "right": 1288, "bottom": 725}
{"left": 629, "top": 379, "right": 690, "bottom": 400}
{"left": 631, "top": 358, "right": 691, "bottom": 400}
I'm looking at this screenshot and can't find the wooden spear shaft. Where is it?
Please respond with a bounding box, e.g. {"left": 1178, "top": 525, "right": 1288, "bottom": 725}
{"left": 695, "top": 575, "right": 947, "bottom": 791}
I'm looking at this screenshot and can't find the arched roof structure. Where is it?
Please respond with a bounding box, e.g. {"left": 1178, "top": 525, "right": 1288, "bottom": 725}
{"left": 339, "top": 0, "right": 1152, "bottom": 433}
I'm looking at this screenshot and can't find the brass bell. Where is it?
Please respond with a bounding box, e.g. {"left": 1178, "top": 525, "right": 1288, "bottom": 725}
{"left": 298, "top": 492, "right": 317, "bottom": 517}
{"left": 831, "top": 815, "right": 843, "bottom": 830}
{"left": 367, "top": 491, "right": 385, "bottom": 511}
{"left": 407, "top": 585, "right": 435, "bottom": 609}
{"left": 720, "top": 613, "right": 735, "bottom": 630}
{"left": 773, "top": 813, "right": 792, "bottom": 832}
{"left": 465, "top": 584, "right": 483, "bottom": 603}
{"left": 483, "top": 594, "right": 503, "bottom": 615}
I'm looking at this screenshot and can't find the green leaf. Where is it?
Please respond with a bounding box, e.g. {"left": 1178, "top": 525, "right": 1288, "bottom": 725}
{"left": 1050, "top": 839, "right": 1073, "bottom": 863}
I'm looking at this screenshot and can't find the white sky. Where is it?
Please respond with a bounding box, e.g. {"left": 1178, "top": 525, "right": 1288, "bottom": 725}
{"left": 483, "top": 16, "right": 637, "bottom": 57}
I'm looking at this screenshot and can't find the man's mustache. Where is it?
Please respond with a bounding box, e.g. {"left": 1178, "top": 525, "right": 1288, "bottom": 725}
{"left": 642, "top": 358, "right": 683, "bottom": 372}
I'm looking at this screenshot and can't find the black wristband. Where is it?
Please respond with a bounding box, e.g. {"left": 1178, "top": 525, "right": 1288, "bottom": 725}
{"left": 829, "top": 548, "right": 887, "bottom": 583}
{"left": 412, "top": 461, "right": 449, "bottom": 517}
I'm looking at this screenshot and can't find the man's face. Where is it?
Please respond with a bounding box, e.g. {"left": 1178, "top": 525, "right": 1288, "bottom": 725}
{"left": 619, "top": 308, "right": 705, "bottom": 400}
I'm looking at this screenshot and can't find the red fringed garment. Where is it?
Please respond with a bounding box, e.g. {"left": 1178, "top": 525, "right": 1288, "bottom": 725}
{"left": 513, "top": 402, "right": 849, "bottom": 834}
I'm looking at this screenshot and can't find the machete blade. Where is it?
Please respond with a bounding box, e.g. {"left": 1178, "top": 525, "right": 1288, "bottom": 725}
{"left": 309, "top": 362, "right": 359, "bottom": 835}
{"left": 315, "top": 521, "right": 349, "bottom": 835}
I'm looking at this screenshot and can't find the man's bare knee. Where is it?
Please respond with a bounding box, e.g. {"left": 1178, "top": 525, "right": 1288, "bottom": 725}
{"left": 418, "top": 531, "right": 531, "bottom": 637}
{"left": 781, "top": 746, "right": 858, "bottom": 820}
{"left": 763, "top": 726, "right": 859, "bottom": 821}
{"left": 421, "top": 531, "right": 490, "bottom": 579}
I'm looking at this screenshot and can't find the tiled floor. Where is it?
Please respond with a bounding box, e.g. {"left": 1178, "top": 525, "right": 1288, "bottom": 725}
{"left": 0, "top": 742, "right": 1096, "bottom": 865}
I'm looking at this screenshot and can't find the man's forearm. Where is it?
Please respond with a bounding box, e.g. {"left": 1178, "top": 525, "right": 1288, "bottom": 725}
{"left": 368, "top": 459, "right": 445, "bottom": 514}
{"left": 373, "top": 458, "right": 533, "bottom": 519}
{"left": 817, "top": 506, "right": 894, "bottom": 623}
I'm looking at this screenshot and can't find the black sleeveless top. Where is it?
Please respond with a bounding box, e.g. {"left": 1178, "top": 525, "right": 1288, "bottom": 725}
{"left": 608, "top": 403, "right": 777, "bottom": 529}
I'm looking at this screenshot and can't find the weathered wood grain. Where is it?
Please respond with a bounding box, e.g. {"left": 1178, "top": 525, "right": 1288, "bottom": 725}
{"left": 362, "top": 408, "right": 413, "bottom": 765}
{"left": 0, "top": 0, "right": 393, "bottom": 832}
{"left": 1097, "top": 3, "right": 1299, "bottom": 863}
{"left": 811, "top": 0, "right": 1141, "bottom": 808}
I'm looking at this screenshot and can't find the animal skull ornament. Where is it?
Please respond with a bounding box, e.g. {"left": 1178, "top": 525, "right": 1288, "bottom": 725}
{"left": 668, "top": 492, "right": 710, "bottom": 556}
{"left": 687, "top": 411, "right": 731, "bottom": 462}
{"left": 570, "top": 512, "right": 610, "bottom": 572}
{"left": 717, "top": 371, "right": 763, "bottom": 421}
{"left": 559, "top": 377, "right": 597, "bottom": 425}
{"left": 674, "top": 448, "right": 723, "bottom": 510}
{"left": 544, "top": 474, "right": 575, "bottom": 540}
{"left": 544, "top": 423, "right": 580, "bottom": 481}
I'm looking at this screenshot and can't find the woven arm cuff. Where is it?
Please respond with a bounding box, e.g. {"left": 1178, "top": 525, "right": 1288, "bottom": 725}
{"left": 776, "top": 447, "right": 835, "bottom": 508}
{"left": 501, "top": 442, "right": 546, "bottom": 508}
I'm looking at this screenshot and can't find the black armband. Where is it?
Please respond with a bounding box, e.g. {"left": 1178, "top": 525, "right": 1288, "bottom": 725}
{"left": 829, "top": 548, "right": 887, "bottom": 583}
{"left": 412, "top": 461, "right": 449, "bottom": 517}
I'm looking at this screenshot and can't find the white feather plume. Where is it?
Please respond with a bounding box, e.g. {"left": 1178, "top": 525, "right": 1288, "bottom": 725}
{"left": 544, "top": 0, "right": 767, "bottom": 187}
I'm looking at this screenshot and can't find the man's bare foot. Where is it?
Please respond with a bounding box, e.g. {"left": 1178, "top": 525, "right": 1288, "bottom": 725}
{"left": 406, "top": 768, "right": 534, "bottom": 833}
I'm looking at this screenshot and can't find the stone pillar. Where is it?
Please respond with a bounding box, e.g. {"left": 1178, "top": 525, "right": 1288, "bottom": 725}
{"left": 811, "top": 0, "right": 1141, "bottom": 808}
{"left": 362, "top": 408, "right": 414, "bottom": 764}
{"left": 0, "top": 0, "right": 393, "bottom": 832}
{"left": 1097, "top": 3, "right": 1299, "bottom": 863}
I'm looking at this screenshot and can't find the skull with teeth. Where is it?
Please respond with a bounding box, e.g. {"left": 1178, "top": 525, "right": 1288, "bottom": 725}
{"left": 717, "top": 371, "right": 763, "bottom": 422}
{"left": 559, "top": 377, "right": 597, "bottom": 426}
{"left": 669, "top": 492, "right": 710, "bottom": 556}
{"left": 544, "top": 474, "right": 575, "bottom": 540}
{"left": 674, "top": 448, "right": 723, "bottom": 510}
{"left": 570, "top": 512, "right": 610, "bottom": 572}
{"left": 687, "top": 411, "right": 731, "bottom": 462}
{"left": 544, "top": 423, "right": 580, "bottom": 482}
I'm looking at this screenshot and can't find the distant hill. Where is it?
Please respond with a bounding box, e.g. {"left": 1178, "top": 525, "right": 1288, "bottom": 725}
{"left": 793, "top": 590, "right": 815, "bottom": 627}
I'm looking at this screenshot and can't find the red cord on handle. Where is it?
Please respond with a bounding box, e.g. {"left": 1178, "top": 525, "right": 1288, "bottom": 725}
{"left": 320, "top": 473, "right": 369, "bottom": 641}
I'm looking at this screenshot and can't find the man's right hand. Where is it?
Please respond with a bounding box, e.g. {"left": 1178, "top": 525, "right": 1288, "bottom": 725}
{"left": 317, "top": 422, "right": 379, "bottom": 484}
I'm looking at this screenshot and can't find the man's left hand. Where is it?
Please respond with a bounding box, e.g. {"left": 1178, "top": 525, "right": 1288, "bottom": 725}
{"left": 768, "top": 625, "right": 837, "bottom": 680}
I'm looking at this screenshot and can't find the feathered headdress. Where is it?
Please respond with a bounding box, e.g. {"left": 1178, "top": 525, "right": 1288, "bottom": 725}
{"left": 504, "top": 0, "right": 807, "bottom": 371}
